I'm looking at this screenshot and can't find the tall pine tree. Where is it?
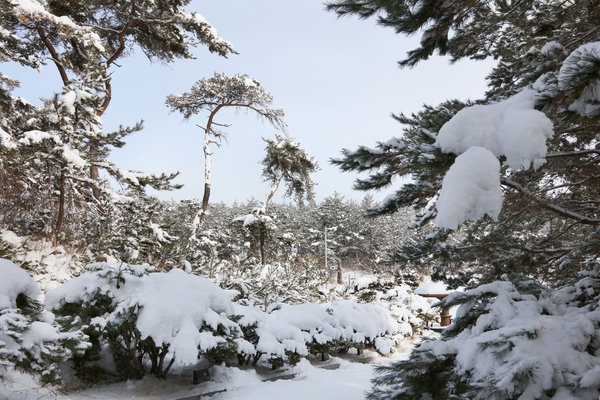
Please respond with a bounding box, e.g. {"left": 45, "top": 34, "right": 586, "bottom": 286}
{"left": 327, "top": 0, "right": 600, "bottom": 398}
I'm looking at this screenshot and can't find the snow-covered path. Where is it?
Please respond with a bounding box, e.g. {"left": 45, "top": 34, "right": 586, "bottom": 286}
{"left": 210, "top": 359, "right": 374, "bottom": 400}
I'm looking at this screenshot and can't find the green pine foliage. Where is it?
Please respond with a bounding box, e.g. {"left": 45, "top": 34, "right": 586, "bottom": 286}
{"left": 327, "top": 0, "right": 600, "bottom": 285}
{"left": 0, "top": 260, "right": 89, "bottom": 386}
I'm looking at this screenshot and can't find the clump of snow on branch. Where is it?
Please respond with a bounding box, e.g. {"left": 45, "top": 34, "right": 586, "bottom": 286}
{"left": 436, "top": 89, "right": 553, "bottom": 170}
{"left": 436, "top": 147, "right": 503, "bottom": 230}
{"left": 234, "top": 207, "right": 270, "bottom": 227}
{"left": 185, "top": 12, "right": 235, "bottom": 55}
{"left": 433, "top": 89, "right": 554, "bottom": 229}
{"left": 558, "top": 41, "right": 600, "bottom": 117}
{"left": 59, "top": 89, "right": 93, "bottom": 115}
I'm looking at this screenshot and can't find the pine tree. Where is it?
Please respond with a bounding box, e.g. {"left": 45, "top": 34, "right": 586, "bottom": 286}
{"left": 328, "top": 0, "right": 600, "bottom": 286}
{"left": 326, "top": 0, "right": 600, "bottom": 398}
{"left": 1, "top": 1, "right": 232, "bottom": 259}
{"left": 165, "top": 73, "right": 286, "bottom": 227}
{"left": 238, "top": 134, "right": 319, "bottom": 265}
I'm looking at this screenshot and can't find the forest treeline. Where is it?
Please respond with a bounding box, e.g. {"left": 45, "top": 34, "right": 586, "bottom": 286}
{"left": 1, "top": 190, "right": 424, "bottom": 285}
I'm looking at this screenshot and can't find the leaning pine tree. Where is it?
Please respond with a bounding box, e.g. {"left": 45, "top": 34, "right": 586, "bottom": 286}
{"left": 327, "top": 0, "right": 600, "bottom": 398}
{"left": 165, "top": 73, "right": 287, "bottom": 229}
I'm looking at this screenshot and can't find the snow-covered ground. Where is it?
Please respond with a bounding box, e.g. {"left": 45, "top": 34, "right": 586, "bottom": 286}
{"left": 2, "top": 348, "right": 414, "bottom": 400}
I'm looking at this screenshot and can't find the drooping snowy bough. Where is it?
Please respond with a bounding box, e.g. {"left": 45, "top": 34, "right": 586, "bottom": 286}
{"left": 435, "top": 89, "right": 554, "bottom": 229}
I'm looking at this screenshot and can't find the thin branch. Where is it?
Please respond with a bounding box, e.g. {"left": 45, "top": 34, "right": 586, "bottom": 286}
{"left": 501, "top": 178, "right": 600, "bottom": 226}
{"left": 98, "top": 0, "right": 137, "bottom": 115}
{"left": 36, "top": 26, "right": 69, "bottom": 85}
{"left": 212, "top": 122, "right": 231, "bottom": 127}
{"left": 105, "top": 0, "right": 137, "bottom": 67}
{"left": 546, "top": 149, "right": 600, "bottom": 158}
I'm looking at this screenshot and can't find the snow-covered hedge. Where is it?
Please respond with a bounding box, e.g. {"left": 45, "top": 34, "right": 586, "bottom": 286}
{"left": 369, "top": 275, "right": 600, "bottom": 399}
{"left": 44, "top": 262, "right": 415, "bottom": 380}
{"left": 0, "top": 259, "right": 88, "bottom": 384}
{"left": 236, "top": 300, "right": 400, "bottom": 368}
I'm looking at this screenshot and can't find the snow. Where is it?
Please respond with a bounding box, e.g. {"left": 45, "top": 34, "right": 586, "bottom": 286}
{"left": 415, "top": 280, "right": 451, "bottom": 295}
{"left": 436, "top": 89, "right": 554, "bottom": 171}
{"left": 117, "top": 168, "right": 151, "bottom": 186}
{"left": 23, "top": 321, "right": 59, "bottom": 343}
{"left": 558, "top": 41, "right": 600, "bottom": 117}
{"left": 18, "top": 129, "right": 53, "bottom": 144}
{"left": 0, "top": 258, "right": 39, "bottom": 309}
{"left": 61, "top": 144, "right": 87, "bottom": 168}
{"left": 0, "top": 126, "right": 17, "bottom": 149}
{"left": 540, "top": 40, "right": 565, "bottom": 55}
{"left": 432, "top": 89, "right": 554, "bottom": 230}
{"left": 354, "top": 275, "right": 379, "bottom": 290}
{"left": 237, "top": 300, "right": 402, "bottom": 355}
{"left": 436, "top": 146, "right": 503, "bottom": 229}
{"left": 1, "top": 354, "right": 398, "bottom": 400}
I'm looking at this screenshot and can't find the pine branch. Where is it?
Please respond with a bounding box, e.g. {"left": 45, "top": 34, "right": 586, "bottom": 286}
{"left": 501, "top": 178, "right": 600, "bottom": 226}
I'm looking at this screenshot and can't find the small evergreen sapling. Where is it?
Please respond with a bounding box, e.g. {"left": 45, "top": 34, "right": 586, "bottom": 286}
{"left": 0, "top": 259, "right": 89, "bottom": 385}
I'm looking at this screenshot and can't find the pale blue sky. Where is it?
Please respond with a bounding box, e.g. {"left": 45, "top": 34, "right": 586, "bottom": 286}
{"left": 4, "top": 1, "right": 495, "bottom": 205}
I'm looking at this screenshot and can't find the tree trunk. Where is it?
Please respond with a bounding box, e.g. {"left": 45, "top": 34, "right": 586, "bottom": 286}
{"left": 194, "top": 123, "right": 215, "bottom": 231}
{"left": 54, "top": 170, "right": 66, "bottom": 246}
{"left": 260, "top": 226, "right": 266, "bottom": 265}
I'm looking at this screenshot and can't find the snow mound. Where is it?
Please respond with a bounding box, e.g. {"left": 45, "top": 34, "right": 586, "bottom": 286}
{"left": 0, "top": 259, "right": 39, "bottom": 309}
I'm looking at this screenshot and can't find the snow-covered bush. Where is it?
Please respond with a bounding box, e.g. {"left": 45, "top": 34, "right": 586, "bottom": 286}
{"left": 0, "top": 259, "right": 88, "bottom": 385}
{"left": 235, "top": 299, "right": 402, "bottom": 370}
{"left": 369, "top": 274, "right": 600, "bottom": 399}
{"left": 40, "top": 260, "right": 427, "bottom": 382}
{"left": 45, "top": 262, "right": 248, "bottom": 381}
{"left": 222, "top": 256, "right": 328, "bottom": 312}
{"left": 342, "top": 275, "right": 438, "bottom": 335}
